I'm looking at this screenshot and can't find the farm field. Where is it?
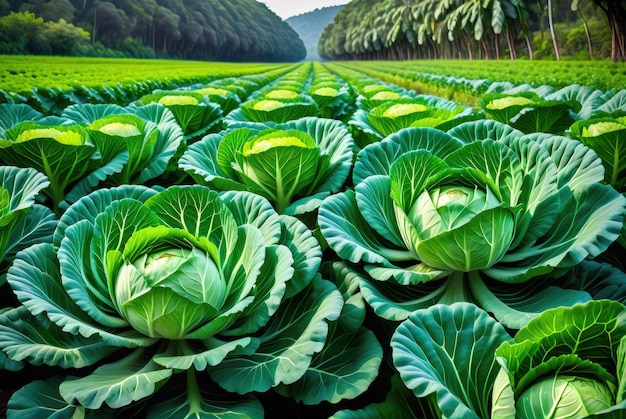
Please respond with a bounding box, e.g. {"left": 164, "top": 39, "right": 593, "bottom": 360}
{"left": 0, "top": 55, "right": 290, "bottom": 93}
{"left": 346, "top": 59, "right": 626, "bottom": 91}
{"left": 0, "top": 57, "right": 625, "bottom": 418}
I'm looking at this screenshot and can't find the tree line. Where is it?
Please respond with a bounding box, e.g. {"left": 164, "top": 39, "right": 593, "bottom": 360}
{"left": 0, "top": 0, "right": 306, "bottom": 62}
{"left": 318, "top": 0, "right": 624, "bottom": 61}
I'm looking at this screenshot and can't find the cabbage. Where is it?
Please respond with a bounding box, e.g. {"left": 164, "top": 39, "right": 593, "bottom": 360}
{"left": 370, "top": 91, "right": 401, "bottom": 100}
{"left": 97, "top": 122, "right": 142, "bottom": 137}
{"left": 265, "top": 89, "right": 299, "bottom": 99}
{"left": 313, "top": 87, "right": 339, "bottom": 96}
{"left": 486, "top": 96, "right": 535, "bottom": 109}
{"left": 252, "top": 99, "right": 285, "bottom": 111}
{"left": 157, "top": 95, "right": 200, "bottom": 106}
{"left": 582, "top": 121, "right": 626, "bottom": 137}
{"left": 383, "top": 103, "right": 428, "bottom": 118}
{"left": 16, "top": 128, "right": 84, "bottom": 145}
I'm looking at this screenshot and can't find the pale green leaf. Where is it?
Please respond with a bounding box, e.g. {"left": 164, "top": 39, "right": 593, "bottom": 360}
{"left": 391, "top": 302, "right": 513, "bottom": 418}
{"left": 60, "top": 349, "right": 173, "bottom": 409}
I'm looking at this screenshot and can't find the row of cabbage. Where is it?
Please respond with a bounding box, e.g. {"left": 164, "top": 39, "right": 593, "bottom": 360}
{"left": 0, "top": 62, "right": 297, "bottom": 116}
{"left": 336, "top": 60, "right": 626, "bottom": 99}
{"left": 0, "top": 60, "right": 624, "bottom": 418}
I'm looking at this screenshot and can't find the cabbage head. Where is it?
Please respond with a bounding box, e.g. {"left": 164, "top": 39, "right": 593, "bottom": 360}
{"left": 308, "top": 82, "right": 356, "bottom": 120}
{"left": 384, "top": 299, "right": 626, "bottom": 418}
{"left": 569, "top": 115, "right": 626, "bottom": 191}
{"left": 492, "top": 299, "right": 626, "bottom": 419}
{"left": 137, "top": 91, "right": 223, "bottom": 140}
{"left": 179, "top": 117, "right": 354, "bottom": 215}
{"left": 61, "top": 102, "right": 185, "bottom": 196}
{"left": 319, "top": 121, "right": 626, "bottom": 327}
{"left": 0, "top": 121, "right": 98, "bottom": 213}
{"left": 230, "top": 95, "right": 319, "bottom": 125}
{"left": 362, "top": 98, "right": 477, "bottom": 137}
{"left": 0, "top": 185, "right": 381, "bottom": 416}
{"left": 348, "top": 95, "right": 480, "bottom": 149}
{"left": 478, "top": 92, "right": 581, "bottom": 134}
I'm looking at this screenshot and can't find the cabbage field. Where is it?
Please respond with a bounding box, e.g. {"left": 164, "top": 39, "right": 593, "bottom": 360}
{"left": 0, "top": 57, "right": 625, "bottom": 418}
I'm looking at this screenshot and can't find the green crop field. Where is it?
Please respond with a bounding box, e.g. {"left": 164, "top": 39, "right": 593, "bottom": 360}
{"left": 0, "top": 55, "right": 289, "bottom": 94}
{"left": 0, "top": 57, "right": 625, "bottom": 418}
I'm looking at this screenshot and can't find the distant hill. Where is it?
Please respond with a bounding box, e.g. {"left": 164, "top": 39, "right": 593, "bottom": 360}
{"left": 286, "top": 5, "right": 344, "bottom": 61}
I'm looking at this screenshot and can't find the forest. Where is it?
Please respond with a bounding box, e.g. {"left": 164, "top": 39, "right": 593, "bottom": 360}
{"left": 318, "top": 0, "right": 625, "bottom": 61}
{"left": 0, "top": 0, "right": 306, "bottom": 61}
{"left": 1, "top": 0, "right": 624, "bottom": 62}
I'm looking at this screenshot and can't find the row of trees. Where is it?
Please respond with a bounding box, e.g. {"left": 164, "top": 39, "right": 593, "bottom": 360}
{"left": 318, "top": 0, "right": 624, "bottom": 61}
{"left": 0, "top": 0, "right": 306, "bottom": 61}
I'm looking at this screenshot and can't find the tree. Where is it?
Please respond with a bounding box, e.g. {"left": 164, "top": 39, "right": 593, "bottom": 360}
{"left": 91, "top": 1, "right": 131, "bottom": 47}
{"left": 45, "top": 18, "right": 89, "bottom": 55}
{"left": 589, "top": 0, "right": 625, "bottom": 60}
{"left": 548, "top": 0, "right": 561, "bottom": 59}
{"left": 0, "top": 11, "right": 45, "bottom": 53}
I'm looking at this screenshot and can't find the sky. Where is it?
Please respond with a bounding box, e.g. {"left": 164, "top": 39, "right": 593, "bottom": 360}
{"left": 257, "top": 0, "right": 351, "bottom": 20}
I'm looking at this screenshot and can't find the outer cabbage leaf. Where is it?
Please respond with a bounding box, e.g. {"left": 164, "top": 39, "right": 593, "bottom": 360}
{"left": 208, "top": 276, "right": 343, "bottom": 394}
{"left": 0, "top": 166, "right": 51, "bottom": 270}
{"left": 469, "top": 271, "right": 592, "bottom": 329}
{"left": 275, "top": 321, "right": 382, "bottom": 405}
{"left": 0, "top": 305, "right": 115, "bottom": 369}
{"left": 7, "top": 377, "right": 86, "bottom": 419}
{"left": 0, "top": 103, "right": 43, "bottom": 137}
{"left": 596, "top": 90, "right": 626, "bottom": 116}
{"left": 392, "top": 302, "right": 513, "bottom": 418}
{"left": 545, "top": 84, "right": 609, "bottom": 120}
{"left": 330, "top": 375, "right": 441, "bottom": 419}
{"left": 559, "top": 260, "right": 626, "bottom": 303}
{"left": 59, "top": 349, "right": 173, "bottom": 410}
{"left": 145, "top": 375, "right": 263, "bottom": 418}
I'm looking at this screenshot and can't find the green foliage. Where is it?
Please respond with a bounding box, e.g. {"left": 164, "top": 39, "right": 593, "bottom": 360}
{"left": 0, "top": 12, "right": 89, "bottom": 56}
{"left": 0, "top": 60, "right": 625, "bottom": 418}
{"left": 392, "top": 303, "right": 513, "bottom": 418}
{"left": 0, "top": 0, "right": 306, "bottom": 62}
{"left": 318, "top": 0, "right": 618, "bottom": 61}
{"left": 179, "top": 117, "right": 354, "bottom": 215}
{"left": 0, "top": 184, "right": 381, "bottom": 415}
{"left": 319, "top": 121, "right": 626, "bottom": 327}
{"left": 492, "top": 300, "right": 626, "bottom": 418}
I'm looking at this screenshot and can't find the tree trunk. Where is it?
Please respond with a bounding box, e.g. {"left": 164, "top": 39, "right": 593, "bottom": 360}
{"left": 525, "top": 32, "right": 533, "bottom": 60}
{"left": 495, "top": 33, "right": 501, "bottom": 60}
{"left": 578, "top": 8, "right": 593, "bottom": 59}
{"left": 608, "top": 1, "right": 625, "bottom": 60}
{"left": 593, "top": 0, "right": 625, "bottom": 61}
{"left": 547, "top": 0, "right": 560, "bottom": 59}
{"left": 505, "top": 27, "right": 514, "bottom": 59}
{"left": 92, "top": 6, "right": 97, "bottom": 44}
{"left": 465, "top": 34, "right": 473, "bottom": 60}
